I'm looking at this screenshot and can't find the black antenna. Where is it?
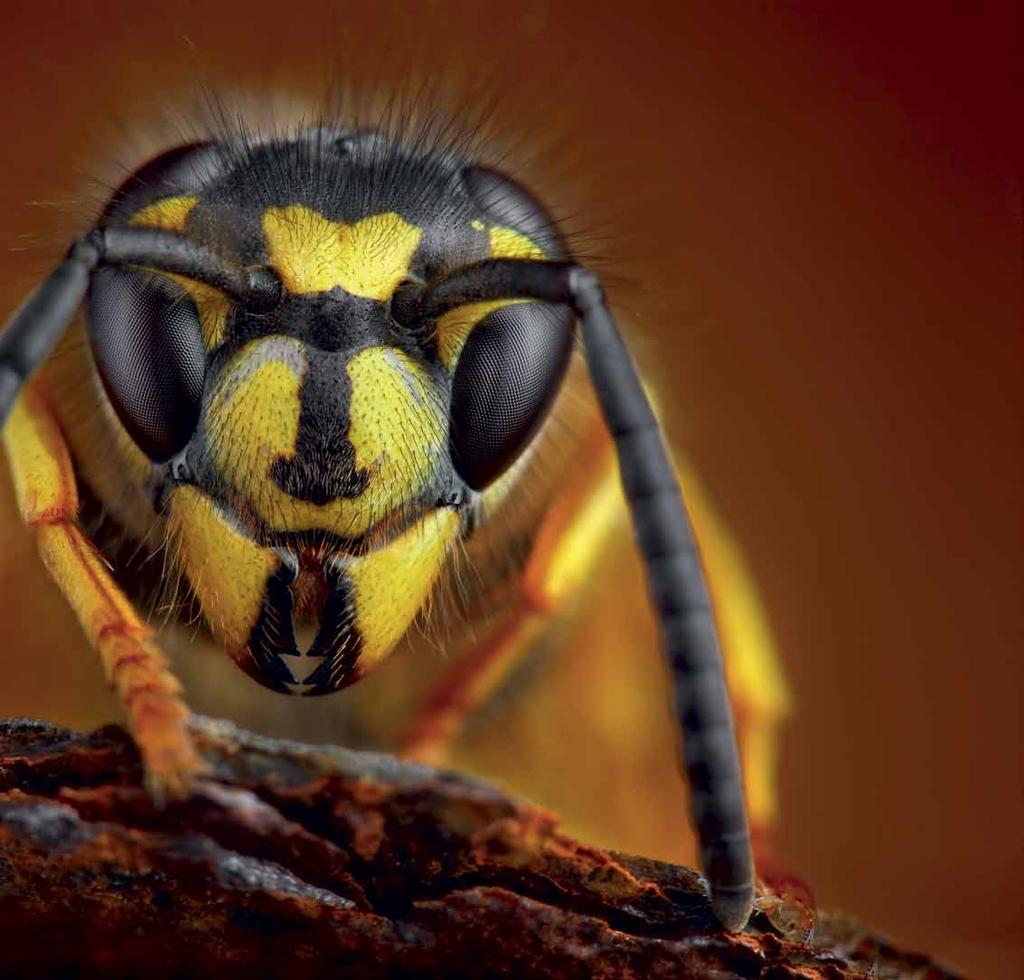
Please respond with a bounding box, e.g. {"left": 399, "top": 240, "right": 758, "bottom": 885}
{"left": 417, "top": 257, "right": 755, "bottom": 931}
{"left": 0, "top": 227, "right": 278, "bottom": 423}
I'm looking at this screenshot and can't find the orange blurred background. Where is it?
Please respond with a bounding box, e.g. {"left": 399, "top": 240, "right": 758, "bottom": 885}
{"left": 0, "top": 2, "right": 1020, "bottom": 976}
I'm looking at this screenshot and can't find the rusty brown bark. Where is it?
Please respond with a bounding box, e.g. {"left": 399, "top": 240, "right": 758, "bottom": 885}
{"left": 0, "top": 717, "right": 955, "bottom": 979}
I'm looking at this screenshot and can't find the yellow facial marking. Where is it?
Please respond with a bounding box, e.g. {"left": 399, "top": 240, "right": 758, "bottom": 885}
{"left": 167, "top": 277, "right": 232, "bottom": 349}
{"left": 344, "top": 346, "right": 445, "bottom": 511}
{"left": 205, "top": 339, "right": 444, "bottom": 537}
{"left": 262, "top": 205, "right": 423, "bottom": 300}
{"left": 128, "top": 194, "right": 230, "bottom": 348}
{"left": 435, "top": 299, "right": 523, "bottom": 371}
{"left": 166, "top": 482, "right": 457, "bottom": 679}
{"left": 488, "top": 225, "right": 546, "bottom": 260}
{"left": 129, "top": 194, "right": 198, "bottom": 233}
{"left": 345, "top": 508, "right": 459, "bottom": 667}
{"left": 166, "top": 485, "right": 279, "bottom": 653}
{"left": 205, "top": 341, "right": 307, "bottom": 524}
{"left": 434, "top": 224, "right": 547, "bottom": 370}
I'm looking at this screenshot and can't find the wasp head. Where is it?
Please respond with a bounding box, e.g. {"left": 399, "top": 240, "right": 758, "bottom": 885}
{"left": 85, "top": 127, "right": 573, "bottom": 695}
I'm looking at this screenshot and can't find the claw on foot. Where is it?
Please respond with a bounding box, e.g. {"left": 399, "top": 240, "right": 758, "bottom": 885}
{"left": 396, "top": 733, "right": 451, "bottom": 768}
{"left": 134, "top": 708, "right": 210, "bottom": 803}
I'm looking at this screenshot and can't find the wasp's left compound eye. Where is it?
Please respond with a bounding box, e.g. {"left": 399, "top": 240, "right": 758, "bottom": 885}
{"left": 449, "top": 302, "right": 573, "bottom": 490}
{"left": 87, "top": 267, "right": 207, "bottom": 462}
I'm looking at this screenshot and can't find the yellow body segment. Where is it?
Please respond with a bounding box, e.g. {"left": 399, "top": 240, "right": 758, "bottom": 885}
{"left": 527, "top": 452, "right": 624, "bottom": 611}
{"left": 2, "top": 385, "right": 204, "bottom": 794}
{"left": 678, "top": 462, "right": 789, "bottom": 829}
{"left": 263, "top": 205, "right": 423, "bottom": 299}
{"left": 166, "top": 485, "right": 280, "bottom": 655}
{"left": 401, "top": 433, "right": 622, "bottom": 764}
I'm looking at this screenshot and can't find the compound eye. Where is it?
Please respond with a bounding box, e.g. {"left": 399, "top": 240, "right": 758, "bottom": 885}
{"left": 449, "top": 302, "right": 573, "bottom": 490}
{"left": 87, "top": 267, "right": 207, "bottom": 462}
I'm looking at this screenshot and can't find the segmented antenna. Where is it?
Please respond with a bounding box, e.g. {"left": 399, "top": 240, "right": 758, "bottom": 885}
{"left": 422, "top": 257, "right": 755, "bottom": 930}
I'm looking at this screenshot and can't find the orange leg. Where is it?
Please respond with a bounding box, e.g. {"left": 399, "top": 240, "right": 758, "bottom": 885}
{"left": 400, "top": 430, "right": 622, "bottom": 765}
{"left": 398, "top": 612, "right": 547, "bottom": 766}
{"left": 3, "top": 384, "right": 206, "bottom": 796}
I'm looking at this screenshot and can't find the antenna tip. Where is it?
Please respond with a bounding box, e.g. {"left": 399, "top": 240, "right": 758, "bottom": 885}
{"left": 710, "top": 883, "right": 754, "bottom": 932}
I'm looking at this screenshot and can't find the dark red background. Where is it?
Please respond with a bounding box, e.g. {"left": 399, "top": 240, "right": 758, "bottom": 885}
{"left": 0, "top": 3, "right": 1020, "bottom": 975}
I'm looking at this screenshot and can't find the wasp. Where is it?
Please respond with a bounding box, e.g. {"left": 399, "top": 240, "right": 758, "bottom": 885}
{"left": 0, "top": 119, "right": 787, "bottom": 931}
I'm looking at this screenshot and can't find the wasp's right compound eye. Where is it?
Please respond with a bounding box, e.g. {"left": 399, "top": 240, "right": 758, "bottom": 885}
{"left": 87, "top": 266, "right": 207, "bottom": 462}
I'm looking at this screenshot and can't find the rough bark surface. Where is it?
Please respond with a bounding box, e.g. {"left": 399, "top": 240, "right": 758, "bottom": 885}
{"left": 0, "top": 717, "right": 956, "bottom": 979}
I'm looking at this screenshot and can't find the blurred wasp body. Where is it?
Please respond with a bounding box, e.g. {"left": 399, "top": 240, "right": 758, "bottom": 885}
{"left": 0, "top": 121, "right": 786, "bottom": 930}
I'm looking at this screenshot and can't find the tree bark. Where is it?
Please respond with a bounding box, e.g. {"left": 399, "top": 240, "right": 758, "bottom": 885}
{"left": 0, "top": 716, "right": 956, "bottom": 979}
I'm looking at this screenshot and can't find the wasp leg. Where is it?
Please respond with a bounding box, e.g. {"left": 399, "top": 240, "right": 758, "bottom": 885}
{"left": 397, "top": 614, "right": 548, "bottom": 767}
{"left": 2, "top": 383, "right": 206, "bottom": 797}
{"left": 400, "top": 427, "right": 623, "bottom": 765}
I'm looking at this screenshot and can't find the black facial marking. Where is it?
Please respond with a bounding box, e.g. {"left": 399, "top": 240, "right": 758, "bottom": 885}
{"left": 270, "top": 352, "right": 371, "bottom": 506}
{"left": 243, "top": 558, "right": 302, "bottom": 693}
{"left": 257, "top": 291, "right": 401, "bottom": 507}
{"left": 302, "top": 564, "right": 363, "bottom": 696}
{"left": 241, "top": 554, "right": 362, "bottom": 696}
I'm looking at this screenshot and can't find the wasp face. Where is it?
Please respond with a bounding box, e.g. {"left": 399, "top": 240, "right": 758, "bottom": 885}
{"left": 85, "top": 129, "right": 573, "bottom": 695}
